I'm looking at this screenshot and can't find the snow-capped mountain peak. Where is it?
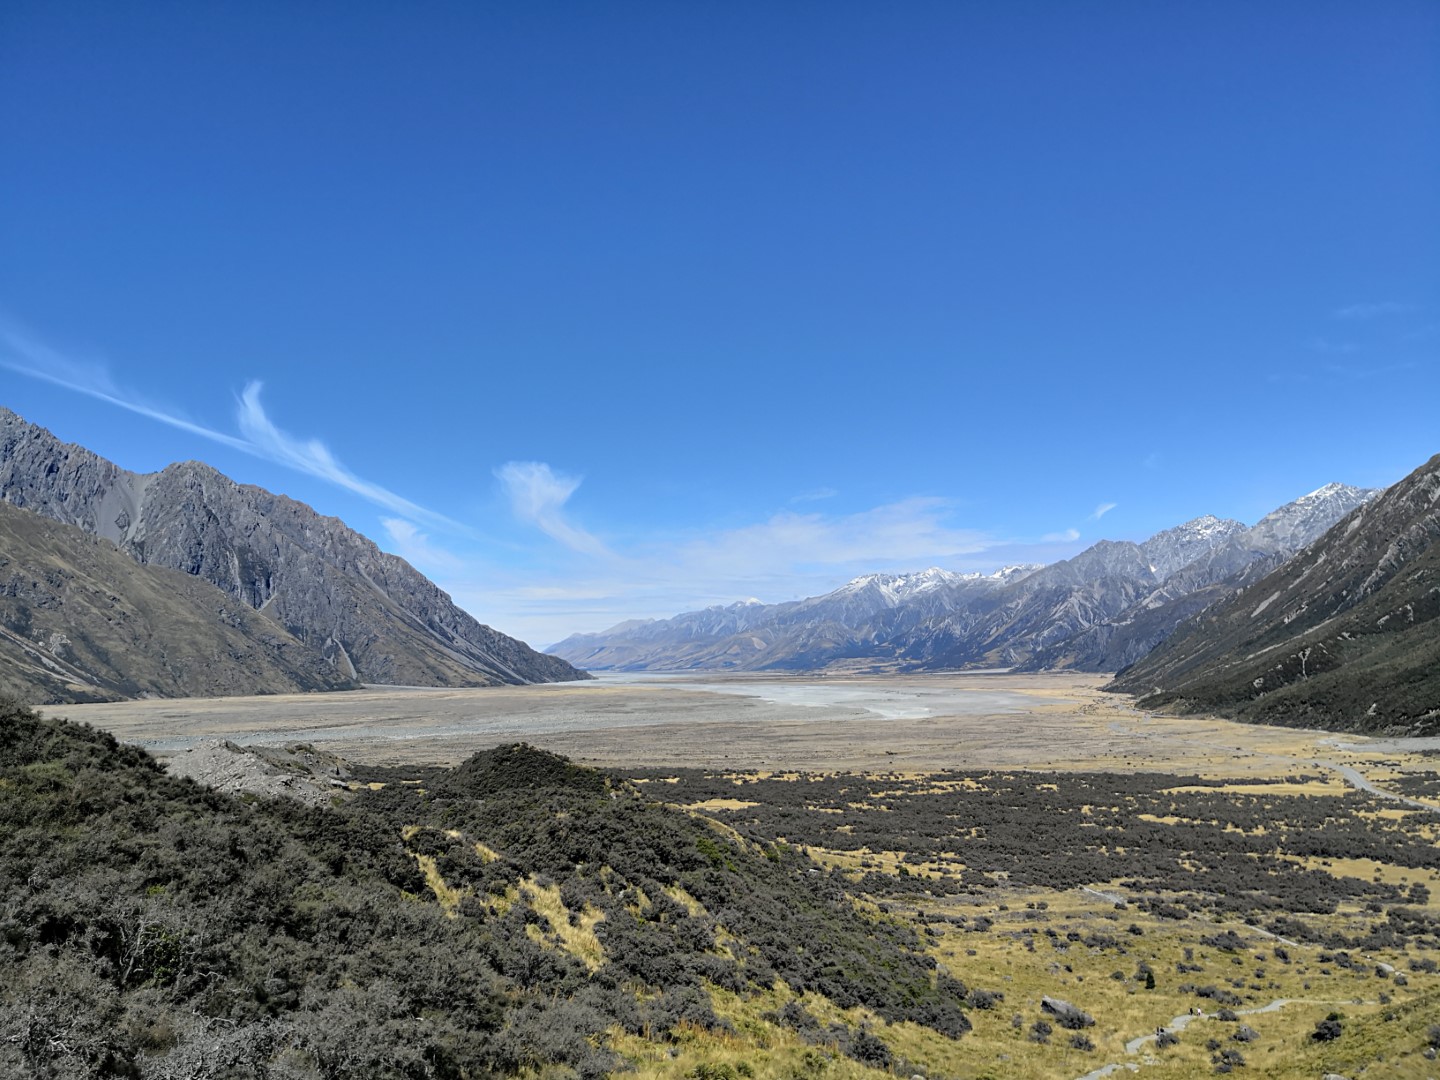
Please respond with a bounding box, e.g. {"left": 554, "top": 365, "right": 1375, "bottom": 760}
{"left": 837, "top": 567, "right": 965, "bottom": 602}
{"left": 1139, "top": 514, "right": 1248, "bottom": 580}
{"left": 1246, "top": 483, "right": 1381, "bottom": 552}
{"left": 992, "top": 564, "right": 1044, "bottom": 585}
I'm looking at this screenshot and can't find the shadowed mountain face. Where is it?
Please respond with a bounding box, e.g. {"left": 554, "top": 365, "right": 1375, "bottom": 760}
{"left": 1110, "top": 453, "right": 1440, "bottom": 735}
{"left": 0, "top": 501, "right": 356, "bottom": 703}
{"left": 0, "top": 407, "right": 587, "bottom": 690}
{"left": 551, "top": 488, "right": 1378, "bottom": 675}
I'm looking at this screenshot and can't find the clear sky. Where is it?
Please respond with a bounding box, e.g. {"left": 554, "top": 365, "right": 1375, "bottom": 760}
{"left": 2, "top": 2, "right": 1437, "bottom": 648}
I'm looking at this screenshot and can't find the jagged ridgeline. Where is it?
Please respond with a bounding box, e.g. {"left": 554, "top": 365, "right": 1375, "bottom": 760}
{"left": 0, "top": 701, "right": 972, "bottom": 1078}
{"left": 0, "top": 407, "right": 587, "bottom": 697}
{"left": 550, "top": 485, "right": 1378, "bottom": 674}
{"left": 1111, "top": 452, "right": 1440, "bottom": 735}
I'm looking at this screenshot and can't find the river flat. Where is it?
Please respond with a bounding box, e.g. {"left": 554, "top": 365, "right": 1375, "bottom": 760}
{"left": 46, "top": 670, "right": 1392, "bottom": 777}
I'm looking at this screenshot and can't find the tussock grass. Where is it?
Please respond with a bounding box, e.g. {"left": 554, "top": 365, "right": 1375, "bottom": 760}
{"left": 520, "top": 877, "right": 607, "bottom": 971}
{"left": 410, "top": 851, "right": 464, "bottom": 916}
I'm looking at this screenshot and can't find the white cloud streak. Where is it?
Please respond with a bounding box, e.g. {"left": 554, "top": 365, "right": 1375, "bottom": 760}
{"left": 1, "top": 322, "right": 252, "bottom": 453}
{"left": 445, "top": 495, "right": 1091, "bottom": 646}
{"left": 495, "top": 461, "right": 611, "bottom": 557}
{"left": 675, "top": 498, "right": 988, "bottom": 575}
{"left": 381, "top": 518, "right": 464, "bottom": 572}
{"left": 236, "top": 381, "right": 460, "bottom": 529}
{"left": 1, "top": 321, "right": 461, "bottom": 532}
{"left": 1042, "top": 527, "right": 1081, "bottom": 543}
{"left": 789, "top": 486, "right": 839, "bottom": 503}
{"left": 1333, "top": 301, "right": 1413, "bottom": 320}
{"left": 1090, "top": 502, "right": 1117, "bottom": 520}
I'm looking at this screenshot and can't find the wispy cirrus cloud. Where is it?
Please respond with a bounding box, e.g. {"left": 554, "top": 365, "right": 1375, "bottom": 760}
{"left": 789, "top": 486, "right": 838, "bottom": 503}
{"left": 495, "top": 461, "right": 611, "bottom": 558}
{"left": 1089, "top": 502, "right": 1117, "bottom": 521}
{"left": 0, "top": 319, "right": 461, "bottom": 531}
{"left": 451, "top": 494, "right": 1097, "bottom": 646}
{"left": 1333, "top": 301, "right": 1414, "bottom": 320}
{"left": 1, "top": 321, "right": 252, "bottom": 453}
{"left": 450, "top": 497, "right": 1000, "bottom": 645}
{"left": 381, "top": 518, "right": 465, "bottom": 572}
{"left": 673, "top": 497, "right": 990, "bottom": 576}
{"left": 235, "top": 381, "right": 460, "bottom": 529}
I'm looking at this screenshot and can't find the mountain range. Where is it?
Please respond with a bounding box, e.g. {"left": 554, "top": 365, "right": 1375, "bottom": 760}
{"left": 551, "top": 484, "right": 1380, "bottom": 674}
{"left": 0, "top": 407, "right": 586, "bottom": 701}
{"left": 1110, "top": 453, "right": 1440, "bottom": 735}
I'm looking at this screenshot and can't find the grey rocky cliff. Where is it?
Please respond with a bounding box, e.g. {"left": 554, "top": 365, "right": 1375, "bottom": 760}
{"left": 1, "top": 407, "right": 586, "bottom": 688}
{"left": 0, "top": 500, "right": 357, "bottom": 703}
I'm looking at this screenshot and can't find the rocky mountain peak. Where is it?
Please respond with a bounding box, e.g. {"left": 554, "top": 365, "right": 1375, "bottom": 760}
{"left": 1246, "top": 482, "right": 1381, "bottom": 553}
{"left": 1140, "top": 514, "right": 1248, "bottom": 580}
{"left": 0, "top": 407, "right": 586, "bottom": 689}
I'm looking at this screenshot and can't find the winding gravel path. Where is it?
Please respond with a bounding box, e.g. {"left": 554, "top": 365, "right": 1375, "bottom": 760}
{"left": 1320, "top": 760, "right": 1440, "bottom": 814}
{"left": 1075, "top": 998, "right": 1370, "bottom": 1080}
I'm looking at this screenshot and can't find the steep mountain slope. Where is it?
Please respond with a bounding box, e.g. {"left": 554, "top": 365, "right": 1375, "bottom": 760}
{"left": 0, "top": 501, "right": 355, "bottom": 703}
{"left": 1012, "top": 485, "right": 1379, "bottom": 673}
{"left": 0, "top": 407, "right": 585, "bottom": 687}
{"left": 1110, "top": 453, "right": 1440, "bottom": 734}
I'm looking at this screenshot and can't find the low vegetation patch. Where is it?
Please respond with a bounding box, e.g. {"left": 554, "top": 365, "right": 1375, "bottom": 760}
{"left": 0, "top": 703, "right": 969, "bottom": 1078}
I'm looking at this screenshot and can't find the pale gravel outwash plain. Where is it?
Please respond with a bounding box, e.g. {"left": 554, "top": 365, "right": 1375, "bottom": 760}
{"left": 43, "top": 671, "right": 1415, "bottom": 783}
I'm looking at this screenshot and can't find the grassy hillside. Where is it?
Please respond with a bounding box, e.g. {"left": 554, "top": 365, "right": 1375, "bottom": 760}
{"left": 0, "top": 701, "right": 972, "bottom": 1078}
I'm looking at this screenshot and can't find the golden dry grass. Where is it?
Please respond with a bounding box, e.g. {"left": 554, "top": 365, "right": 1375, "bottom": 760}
{"left": 519, "top": 877, "right": 607, "bottom": 971}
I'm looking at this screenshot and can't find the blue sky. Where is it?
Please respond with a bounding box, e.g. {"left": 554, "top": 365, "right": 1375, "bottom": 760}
{"left": 2, "top": 2, "right": 1437, "bottom": 648}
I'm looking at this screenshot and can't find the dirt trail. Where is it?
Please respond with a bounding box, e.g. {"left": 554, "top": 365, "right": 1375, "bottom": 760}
{"left": 1076, "top": 998, "right": 1371, "bottom": 1080}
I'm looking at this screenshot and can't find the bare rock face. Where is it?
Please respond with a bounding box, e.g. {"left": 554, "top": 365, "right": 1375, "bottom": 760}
{"left": 0, "top": 407, "right": 587, "bottom": 689}
{"left": 1040, "top": 996, "right": 1095, "bottom": 1029}
{"left": 0, "top": 500, "right": 356, "bottom": 703}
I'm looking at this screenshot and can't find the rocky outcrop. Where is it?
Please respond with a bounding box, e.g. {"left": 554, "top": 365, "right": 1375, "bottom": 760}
{"left": 0, "top": 407, "right": 587, "bottom": 688}
{"left": 0, "top": 500, "right": 356, "bottom": 703}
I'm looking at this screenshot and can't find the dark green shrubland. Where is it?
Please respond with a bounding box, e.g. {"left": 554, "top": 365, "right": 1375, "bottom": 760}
{"left": 0, "top": 703, "right": 971, "bottom": 1078}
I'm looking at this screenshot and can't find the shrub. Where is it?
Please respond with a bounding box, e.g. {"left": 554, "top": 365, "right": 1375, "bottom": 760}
{"left": 1213, "top": 1047, "right": 1246, "bottom": 1072}
{"left": 847, "top": 1028, "right": 892, "bottom": 1069}
{"left": 966, "top": 988, "right": 1003, "bottom": 1010}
